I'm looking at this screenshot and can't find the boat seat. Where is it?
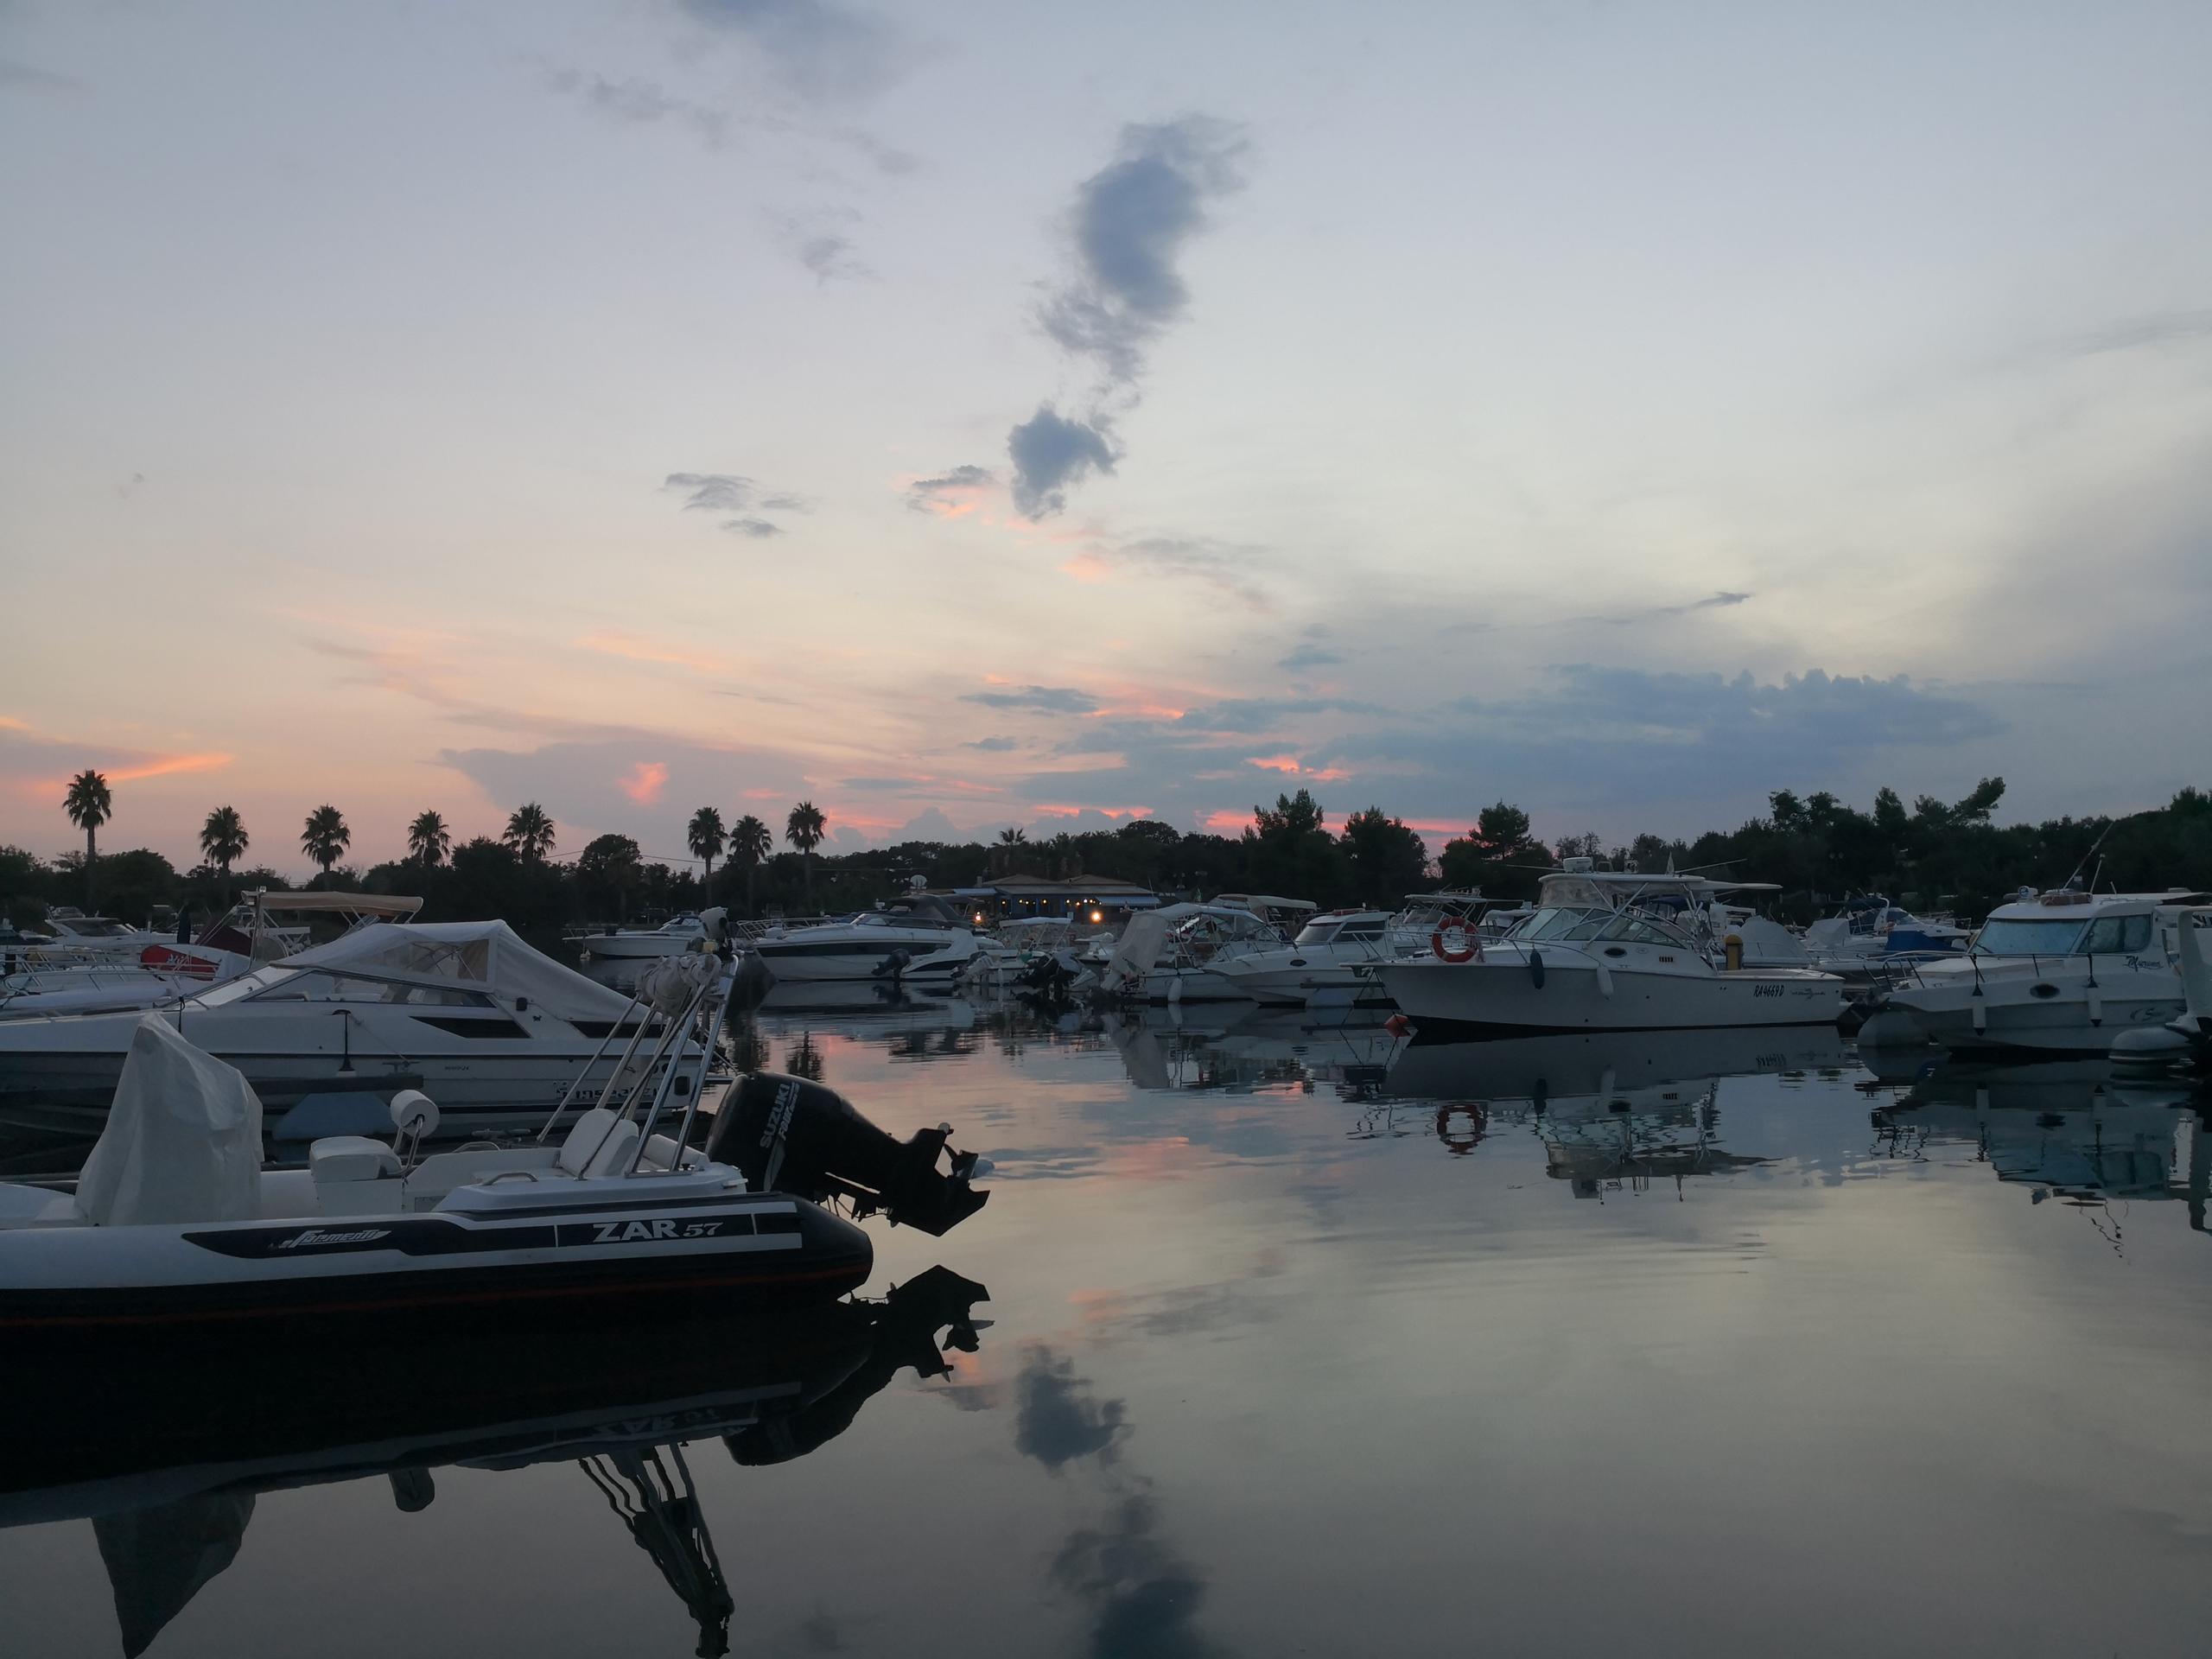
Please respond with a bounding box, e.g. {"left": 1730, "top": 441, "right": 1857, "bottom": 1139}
{"left": 642, "top": 1132, "right": 697, "bottom": 1173}
{"left": 555, "top": 1108, "right": 640, "bottom": 1178}
{"left": 309, "top": 1135, "right": 404, "bottom": 1184}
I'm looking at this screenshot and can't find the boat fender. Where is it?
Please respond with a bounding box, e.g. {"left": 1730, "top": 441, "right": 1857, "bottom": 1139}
{"left": 1593, "top": 960, "right": 1613, "bottom": 998}
{"left": 1382, "top": 1012, "right": 1414, "bottom": 1039}
{"left": 1724, "top": 933, "right": 1743, "bottom": 972}
{"left": 1528, "top": 950, "right": 1545, "bottom": 990}
{"left": 1431, "top": 921, "right": 1479, "bottom": 963}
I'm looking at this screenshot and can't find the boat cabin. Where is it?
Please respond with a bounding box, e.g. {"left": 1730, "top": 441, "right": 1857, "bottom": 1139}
{"left": 1969, "top": 889, "right": 2203, "bottom": 959}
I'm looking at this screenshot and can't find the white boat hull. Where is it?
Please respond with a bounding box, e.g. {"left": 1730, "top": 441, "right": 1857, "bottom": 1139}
{"left": 1874, "top": 962, "right": 2185, "bottom": 1055}
{"left": 1376, "top": 955, "right": 1843, "bottom": 1033}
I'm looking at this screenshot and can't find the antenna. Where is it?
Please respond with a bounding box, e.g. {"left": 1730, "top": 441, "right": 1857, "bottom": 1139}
{"left": 2060, "top": 821, "right": 2113, "bottom": 893}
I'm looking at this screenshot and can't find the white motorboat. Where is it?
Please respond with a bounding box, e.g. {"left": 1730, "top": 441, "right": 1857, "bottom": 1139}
{"left": 1373, "top": 866, "right": 1845, "bottom": 1033}
{"left": 0, "top": 918, "right": 700, "bottom": 1136}
{"left": 0, "top": 891, "right": 423, "bottom": 1022}
{"left": 0, "top": 981, "right": 986, "bottom": 1334}
{"left": 1097, "top": 902, "right": 1294, "bottom": 1002}
{"left": 569, "top": 908, "right": 726, "bottom": 962}
{"left": 1207, "top": 908, "right": 1400, "bottom": 1007}
{"left": 1801, "top": 895, "right": 1971, "bottom": 977}
{"left": 1857, "top": 887, "right": 2201, "bottom": 1056}
{"left": 746, "top": 897, "right": 988, "bottom": 985}
{"left": 2112, "top": 905, "right": 2212, "bottom": 1073}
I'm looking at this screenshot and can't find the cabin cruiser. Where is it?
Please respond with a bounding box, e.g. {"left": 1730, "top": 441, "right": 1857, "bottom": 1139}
{"left": 0, "top": 919, "right": 702, "bottom": 1136}
{"left": 1801, "top": 895, "right": 1970, "bottom": 978}
{"left": 2112, "top": 905, "right": 2212, "bottom": 1074}
{"left": 1207, "top": 909, "right": 1399, "bottom": 1007}
{"left": 1373, "top": 865, "right": 1845, "bottom": 1033}
{"left": 747, "top": 895, "right": 988, "bottom": 985}
{"left": 0, "top": 891, "right": 423, "bottom": 1022}
{"left": 0, "top": 969, "right": 987, "bottom": 1334}
{"left": 0, "top": 1264, "right": 988, "bottom": 1659}
{"left": 569, "top": 908, "right": 726, "bottom": 963}
{"left": 9, "top": 909, "right": 170, "bottom": 963}
{"left": 1855, "top": 887, "right": 2201, "bottom": 1055}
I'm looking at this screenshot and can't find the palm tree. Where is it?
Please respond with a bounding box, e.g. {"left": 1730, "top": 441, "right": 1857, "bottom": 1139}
{"left": 997, "top": 826, "right": 1028, "bottom": 845}
{"left": 62, "top": 770, "right": 111, "bottom": 907}
{"left": 503, "top": 802, "right": 556, "bottom": 862}
{"left": 687, "top": 806, "right": 726, "bottom": 882}
{"left": 199, "top": 805, "right": 249, "bottom": 904}
{"left": 301, "top": 804, "right": 351, "bottom": 877}
{"left": 407, "top": 810, "right": 451, "bottom": 868}
{"left": 730, "top": 813, "right": 772, "bottom": 912}
{"left": 785, "top": 801, "right": 826, "bottom": 901}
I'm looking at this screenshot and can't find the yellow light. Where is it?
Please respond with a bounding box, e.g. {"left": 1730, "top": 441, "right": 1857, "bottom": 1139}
{"left": 1090, "top": 909, "right": 1103, "bottom": 923}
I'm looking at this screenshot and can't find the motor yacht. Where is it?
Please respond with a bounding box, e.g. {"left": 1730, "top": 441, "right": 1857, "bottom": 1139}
{"left": 1372, "top": 865, "right": 1845, "bottom": 1033}
{"left": 0, "top": 918, "right": 699, "bottom": 1136}
{"left": 1856, "top": 887, "right": 2201, "bottom": 1055}
{"left": 747, "top": 896, "right": 988, "bottom": 985}
{"left": 569, "top": 908, "right": 726, "bottom": 963}
{"left": 1207, "top": 908, "right": 1399, "bottom": 1007}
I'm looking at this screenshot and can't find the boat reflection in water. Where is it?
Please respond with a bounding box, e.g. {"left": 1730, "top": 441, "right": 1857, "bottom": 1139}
{"left": 1371, "top": 1027, "right": 1856, "bottom": 1197}
{"left": 0, "top": 1268, "right": 988, "bottom": 1657}
{"left": 1102, "top": 1007, "right": 1406, "bottom": 1096}
{"left": 1872, "top": 1058, "right": 2208, "bottom": 1236}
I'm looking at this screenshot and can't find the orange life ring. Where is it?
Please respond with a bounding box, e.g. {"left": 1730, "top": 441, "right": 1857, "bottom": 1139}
{"left": 1431, "top": 921, "right": 1479, "bottom": 963}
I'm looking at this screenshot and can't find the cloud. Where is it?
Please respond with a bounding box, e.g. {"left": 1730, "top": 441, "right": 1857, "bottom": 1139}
{"left": 617, "top": 760, "right": 671, "bottom": 804}
{"left": 1014, "top": 1344, "right": 1128, "bottom": 1470}
{"left": 1008, "top": 405, "right": 1118, "bottom": 518}
{"left": 963, "top": 683, "right": 1101, "bottom": 715}
{"left": 904, "top": 464, "right": 998, "bottom": 518}
{"left": 1278, "top": 628, "right": 1342, "bottom": 673}
{"left": 1066, "top": 535, "right": 1270, "bottom": 609}
{"left": 661, "top": 473, "right": 808, "bottom": 537}
{"left": 1050, "top": 1492, "right": 1226, "bottom": 1659}
{"left": 2070, "top": 308, "right": 2212, "bottom": 359}
{"left": 0, "top": 60, "right": 86, "bottom": 97}
{"left": 965, "top": 735, "right": 1019, "bottom": 752}
{"left": 798, "top": 232, "right": 867, "bottom": 282}
{"left": 676, "top": 0, "right": 906, "bottom": 105}
{"left": 542, "top": 68, "right": 727, "bottom": 143}
{"left": 572, "top": 630, "right": 729, "bottom": 675}
{"left": 1040, "top": 118, "right": 1249, "bottom": 389}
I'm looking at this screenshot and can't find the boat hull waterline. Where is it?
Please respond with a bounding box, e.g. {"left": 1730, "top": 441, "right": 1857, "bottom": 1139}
{"left": 1378, "top": 957, "right": 1844, "bottom": 1033}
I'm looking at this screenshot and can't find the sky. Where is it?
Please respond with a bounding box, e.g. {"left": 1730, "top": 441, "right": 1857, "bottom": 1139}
{"left": 3, "top": 1, "right": 2209, "bottom": 877}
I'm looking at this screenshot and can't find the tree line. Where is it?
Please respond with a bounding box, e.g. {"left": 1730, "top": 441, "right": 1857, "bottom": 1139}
{"left": 11, "top": 769, "right": 2211, "bottom": 941}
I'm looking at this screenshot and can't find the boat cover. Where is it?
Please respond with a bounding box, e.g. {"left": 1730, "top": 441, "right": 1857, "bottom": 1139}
{"left": 245, "top": 920, "right": 633, "bottom": 1020}
{"left": 74, "top": 1016, "right": 264, "bottom": 1226}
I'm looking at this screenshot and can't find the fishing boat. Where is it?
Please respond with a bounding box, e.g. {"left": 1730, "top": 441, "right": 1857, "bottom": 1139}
{"left": 0, "top": 966, "right": 986, "bottom": 1333}
{"left": 1210, "top": 893, "right": 1511, "bottom": 1008}
{"left": 1372, "top": 865, "right": 1845, "bottom": 1034}
{"left": 0, "top": 918, "right": 697, "bottom": 1136}
{"left": 1855, "top": 887, "right": 2201, "bottom": 1055}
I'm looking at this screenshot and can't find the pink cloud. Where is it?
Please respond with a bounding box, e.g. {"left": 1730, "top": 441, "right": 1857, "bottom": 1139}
{"left": 1246, "top": 755, "right": 1301, "bottom": 773}
{"left": 619, "top": 761, "right": 669, "bottom": 804}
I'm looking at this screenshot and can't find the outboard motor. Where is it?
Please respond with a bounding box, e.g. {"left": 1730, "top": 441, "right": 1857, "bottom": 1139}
{"left": 707, "top": 1071, "right": 989, "bottom": 1236}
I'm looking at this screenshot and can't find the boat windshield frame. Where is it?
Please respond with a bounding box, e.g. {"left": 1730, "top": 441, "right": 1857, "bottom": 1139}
{"left": 1971, "top": 918, "right": 2088, "bottom": 957}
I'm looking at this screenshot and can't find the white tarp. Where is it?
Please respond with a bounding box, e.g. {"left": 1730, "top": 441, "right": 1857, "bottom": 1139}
{"left": 1732, "top": 913, "right": 1811, "bottom": 967}
{"left": 263, "top": 920, "right": 633, "bottom": 1021}
{"left": 76, "top": 1016, "right": 264, "bottom": 1226}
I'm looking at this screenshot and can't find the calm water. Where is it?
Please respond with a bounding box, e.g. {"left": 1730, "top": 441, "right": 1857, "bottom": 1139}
{"left": 5, "top": 993, "right": 2211, "bottom": 1657}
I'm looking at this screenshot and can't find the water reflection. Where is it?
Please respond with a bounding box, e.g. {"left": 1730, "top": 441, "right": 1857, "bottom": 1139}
{"left": 1102, "top": 1007, "right": 1403, "bottom": 1096}
{"left": 0, "top": 1269, "right": 988, "bottom": 1657}
{"left": 1872, "top": 1059, "right": 2209, "bottom": 1240}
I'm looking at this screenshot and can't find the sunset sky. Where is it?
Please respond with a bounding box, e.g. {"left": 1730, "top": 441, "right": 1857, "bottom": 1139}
{"left": 4, "top": 2, "right": 2209, "bottom": 875}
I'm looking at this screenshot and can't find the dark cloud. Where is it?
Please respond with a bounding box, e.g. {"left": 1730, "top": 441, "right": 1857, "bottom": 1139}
{"left": 677, "top": 0, "right": 906, "bottom": 105}
{"left": 963, "top": 683, "right": 1100, "bottom": 715}
{"left": 1278, "top": 628, "right": 1342, "bottom": 673}
{"left": 661, "top": 473, "right": 807, "bottom": 536}
{"left": 1041, "top": 118, "right": 1248, "bottom": 388}
{"left": 1014, "top": 1344, "right": 1128, "bottom": 1470}
{"left": 1179, "top": 696, "right": 1388, "bottom": 734}
{"left": 964, "top": 735, "right": 1019, "bottom": 751}
{"left": 1007, "top": 404, "right": 1117, "bottom": 518}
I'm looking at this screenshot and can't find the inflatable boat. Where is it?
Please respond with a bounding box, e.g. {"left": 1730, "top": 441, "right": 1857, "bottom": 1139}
{"left": 0, "top": 963, "right": 987, "bottom": 1333}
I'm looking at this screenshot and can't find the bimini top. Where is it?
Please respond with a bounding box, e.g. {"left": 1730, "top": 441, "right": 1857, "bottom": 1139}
{"left": 1536, "top": 871, "right": 1779, "bottom": 911}
{"left": 182, "top": 920, "right": 634, "bottom": 1020}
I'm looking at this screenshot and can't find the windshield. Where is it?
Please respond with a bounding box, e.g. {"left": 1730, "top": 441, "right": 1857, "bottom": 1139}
{"left": 1513, "top": 907, "right": 1610, "bottom": 943}
{"left": 1293, "top": 920, "right": 1340, "bottom": 946}
{"left": 1973, "top": 918, "right": 2088, "bottom": 957}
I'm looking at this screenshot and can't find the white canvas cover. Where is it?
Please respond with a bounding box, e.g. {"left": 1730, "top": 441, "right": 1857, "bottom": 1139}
{"left": 75, "top": 1016, "right": 264, "bottom": 1226}
{"left": 223, "top": 920, "right": 634, "bottom": 1021}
